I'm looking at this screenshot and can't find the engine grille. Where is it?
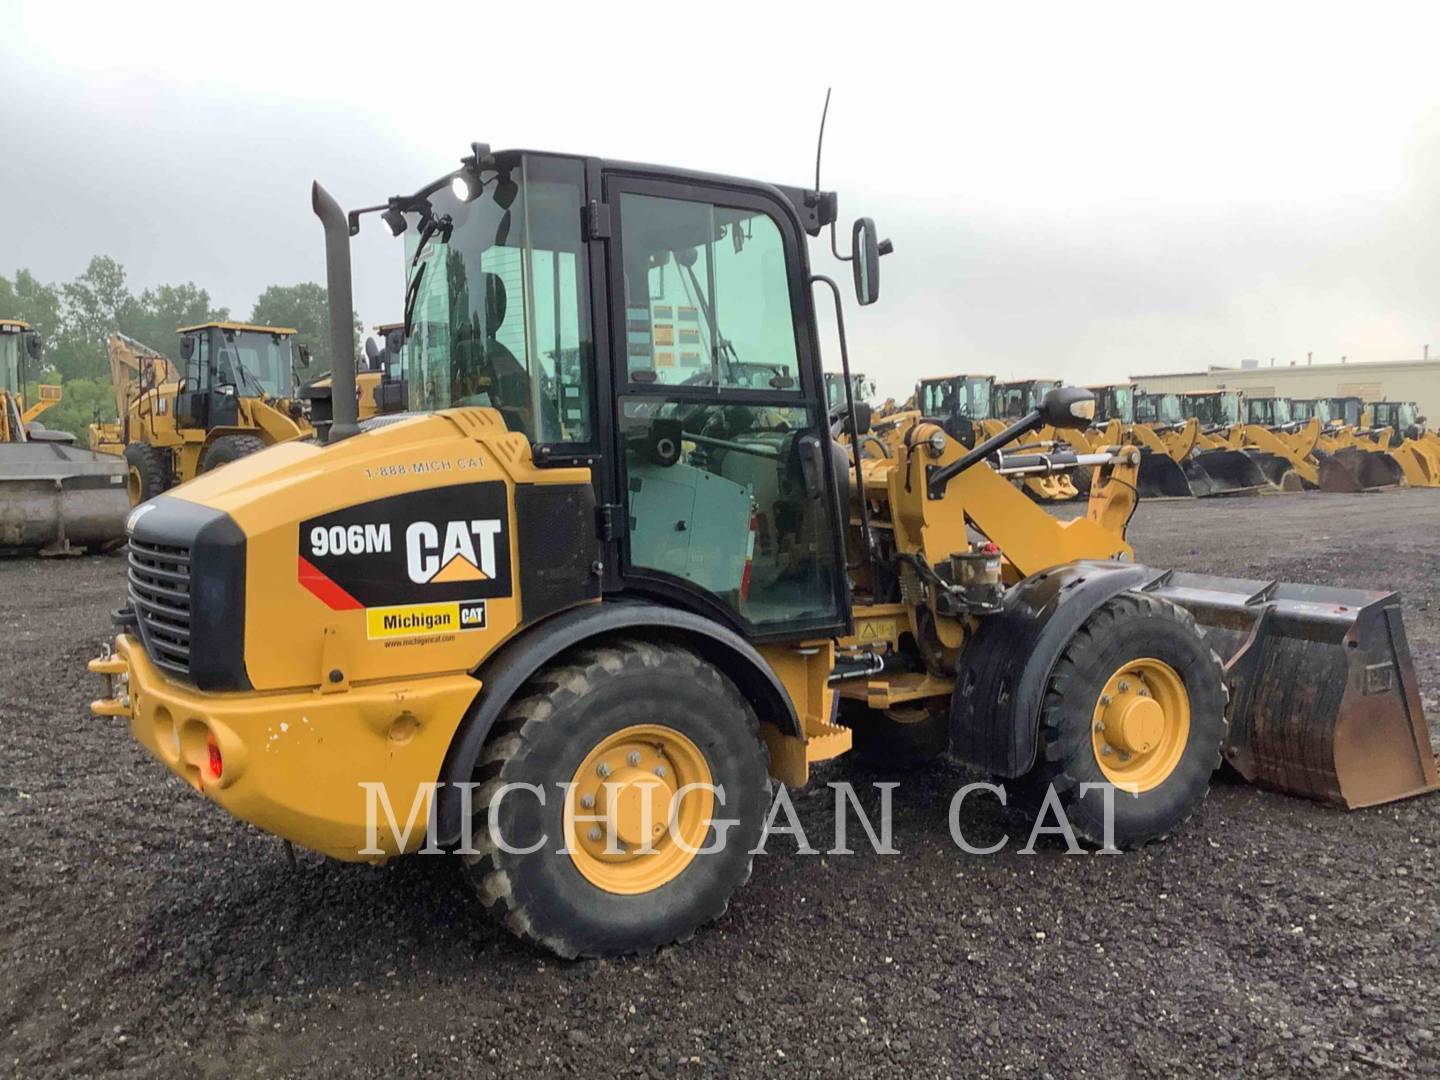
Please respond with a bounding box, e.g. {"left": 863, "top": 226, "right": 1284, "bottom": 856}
{"left": 128, "top": 537, "right": 192, "bottom": 676}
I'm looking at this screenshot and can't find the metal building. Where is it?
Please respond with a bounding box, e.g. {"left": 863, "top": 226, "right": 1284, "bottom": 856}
{"left": 1130, "top": 358, "right": 1440, "bottom": 420}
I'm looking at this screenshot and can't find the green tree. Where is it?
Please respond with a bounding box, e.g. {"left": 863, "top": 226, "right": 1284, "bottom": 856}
{"left": 128, "top": 282, "right": 229, "bottom": 362}
{"left": 250, "top": 282, "right": 360, "bottom": 376}
{"left": 0, "top": 269, "right": 64, "bottom": 344}
{"left": 27, "top": 376, "right": 115, "bottom": 443}
{"left": 57, "top": 256, "right": 136, "bottom": 381}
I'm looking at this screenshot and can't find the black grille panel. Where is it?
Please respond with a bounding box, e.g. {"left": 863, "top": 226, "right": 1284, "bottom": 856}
{"left": 129, "top": 537, "right": 192, "bottom": 676}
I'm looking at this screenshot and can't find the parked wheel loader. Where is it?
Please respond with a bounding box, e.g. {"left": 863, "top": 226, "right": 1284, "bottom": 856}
{"left": 90, "top": 145, "right": 1438, "bottom": 959}
{"left": 0, "top": 318, "right": 128, "bottom": 554}
{"left": 1363, "top": 401, "right": 1440, "bottom": 488}
{"left": 104, "top": 324, "right": 314, "bottom": 505}
{"left": 988, "top": 379, "right": 1080, "bottom": 501}
{"left": 1129, "top": 390, "right": 1264, "bottom": 498}
{"left": 301, "top": 322, "right": 410, "bottom": 431}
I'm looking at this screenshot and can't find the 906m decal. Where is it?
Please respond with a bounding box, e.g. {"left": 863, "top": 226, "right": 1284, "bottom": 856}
{"left": 298, "top": 482, "right": 513, "bottom": 611}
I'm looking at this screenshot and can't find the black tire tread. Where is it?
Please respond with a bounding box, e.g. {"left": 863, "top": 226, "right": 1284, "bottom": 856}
{"left": 461, "top": 637, "right": 770, "bottom": 959}
{"left": 1026, "top": 590, "right": 1228, "bottom": 848}
{"left": 198, "top": 433, "right": 267, "bottom": 473}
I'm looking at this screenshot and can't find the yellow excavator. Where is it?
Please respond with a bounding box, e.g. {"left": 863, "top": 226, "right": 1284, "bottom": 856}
{"left": 1, "top": 318, "right": 128, "bottom": 553}
{"left": 90, "top": 142, "right": 1437, "bottom": 959}
{"left": 101, "top": 324, "right": 313, "bottom": 504}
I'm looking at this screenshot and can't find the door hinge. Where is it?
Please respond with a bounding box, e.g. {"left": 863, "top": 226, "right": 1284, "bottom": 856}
{"left": 596, "top": 503, "right": 627, "bottom": 540}
{"left": 582, "top": 200, "right": 612, "bottom": 241}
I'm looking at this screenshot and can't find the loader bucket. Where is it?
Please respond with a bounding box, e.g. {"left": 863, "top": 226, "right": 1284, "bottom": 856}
{"left": 1241, "top": 449, "right": 1301, "bottom": 490}
{"left": 1191, "top": 448, "right": 1268, "bottom": 495}
{"left": 1143, "top": 571, "right": 1439, "bottom": 808}
{"left": 1318, "top": 447, "right": 1405, "bottom": 492}
{"left": 0, "top": 441, "right": 129, "bottom": 555}
{"left": 1136, "top": 450, "right": 1200, "bottom": 498}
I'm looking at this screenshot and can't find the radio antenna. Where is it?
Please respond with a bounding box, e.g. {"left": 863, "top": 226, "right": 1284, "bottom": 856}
{"left": 814, "top": 87, "right": 832, "bottom": 192}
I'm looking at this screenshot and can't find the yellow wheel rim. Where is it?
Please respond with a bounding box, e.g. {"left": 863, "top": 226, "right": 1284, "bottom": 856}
{"left": 564, "top": 724, "right": 714, "bottom": 895}
{"left": 127, "top": 465, "right": 143, "bottom": 507}
{"left": 1090, "top": 657, "right": 1190, "bottom": 792}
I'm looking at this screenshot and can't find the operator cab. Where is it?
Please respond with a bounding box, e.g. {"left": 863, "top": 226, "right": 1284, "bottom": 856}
{"left": 1244, "top": 396, "right": 1292, "bottom": 428}
{"left": 381, "top": 146, "right": 889, "bottom": 639}
{"left": 994, "top": 379, "right": 1063, "bottom": 420}
{"left": 175, "top": 322, "right": 297, "bottom": 430}
{"left": 916, "top": 374, "right": 994, "bottom": 445}
{"left": 1086, "top": 384, "right": 1135, "bottom": 425}
{"left": 1290, "top": 398, "right": 1332, "bottom": 425}
{"left": 1181, "top": 390, "right": 1242, "bottom": 430}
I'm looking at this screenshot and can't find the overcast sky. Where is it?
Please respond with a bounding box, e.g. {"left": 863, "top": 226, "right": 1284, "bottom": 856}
{"left": 3, "top": 1, "right": 1439, "bottom": 401}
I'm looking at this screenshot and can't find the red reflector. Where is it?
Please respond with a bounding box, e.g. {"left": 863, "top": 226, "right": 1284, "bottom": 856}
{"left": 207, "top": 738, "right": 223, "bottom": 779}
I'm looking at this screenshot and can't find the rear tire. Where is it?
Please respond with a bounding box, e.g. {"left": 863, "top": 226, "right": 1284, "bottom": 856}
{"left": 123, "top": 442, "right": 172, "bottom": 505}
{"left": 462, "top": 638, "right": 771, "bottom": 958}
{"left": 1018, "top": 591, "right": 1227, "bottom": 848}
{"left": 197, "top": 433, "right": 266, "bottom": 474}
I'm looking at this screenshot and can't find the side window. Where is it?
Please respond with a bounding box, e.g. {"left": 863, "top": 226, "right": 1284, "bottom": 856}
{"left": 619, "top": 193, "right": 800, "bottom": 392}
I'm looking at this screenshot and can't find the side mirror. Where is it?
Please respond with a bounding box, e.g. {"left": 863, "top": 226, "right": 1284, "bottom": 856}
{"left": 1038, "top": 386, "right": 1096, "bottom": 430}
{"left": 179, "top": 334, "right": 196, "bottom": 361}
{"left": 25, "top": 332, "right": 43, "bottom": 361}
{"left": 852, "top": 218, "right": 881, "bottom": 306}
{"left": 364, "top": 338, "right": 381, "bottom": 368}
{"left": 296, "top": 343, "right": 312, "bottom": 369}
{"left": 386, "top": 328, "right": 405, "bottom": 354}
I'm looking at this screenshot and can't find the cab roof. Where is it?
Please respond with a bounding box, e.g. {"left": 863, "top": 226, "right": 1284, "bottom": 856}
{"left": 0, "top": 318, "right": 32, "bottom": 332}
{"left": 178, "top": 321, "right": 297, "bottom": 335}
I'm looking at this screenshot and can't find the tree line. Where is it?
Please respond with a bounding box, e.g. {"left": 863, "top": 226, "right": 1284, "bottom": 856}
{"left": 1, "top": 256, "right": 358, "bottom": 441}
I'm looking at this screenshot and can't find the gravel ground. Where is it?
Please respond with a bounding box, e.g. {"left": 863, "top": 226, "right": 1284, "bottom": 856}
{"left": 2, "top": 489, "right": 1437, "bottom": 1078}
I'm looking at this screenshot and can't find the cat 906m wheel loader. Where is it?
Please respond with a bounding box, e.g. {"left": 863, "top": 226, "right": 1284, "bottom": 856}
{"left": 90, "top": 144, "right": 1437, "bottom": 959}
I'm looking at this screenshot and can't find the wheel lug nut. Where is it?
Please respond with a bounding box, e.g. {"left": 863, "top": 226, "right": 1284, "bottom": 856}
{"left": 587, "top": 826, "right": 601, "bottom": 842}
{"left": 1094, "top": 722, "right": 1105, "bottom": 733}
{"left": 1100, "top": 695, "right": 1112, "bottom": 707}
{"left": 1100, "top": 745, "right": 1112, "bottom": 756}
{"left": 1118, "top": 680, "right": 1130, "bottom": 692}
{"left": 596, "top": 762, "right": 610, "bottom": 778}
{"left": 627, "top": 752, "right": 640, "bottom": 766}
{"left": 653, "top": 766, "right": 666, "bottom": 778}
{"left": 580, "top": 794, "right": 595, "bottom": 809}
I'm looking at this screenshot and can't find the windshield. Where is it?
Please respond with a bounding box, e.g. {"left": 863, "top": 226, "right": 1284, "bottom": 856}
{"left": 1108, "top": 386, "right": 1135, "bottom": 424}
{"left": 0, "top": 332, "right": 18, "bottom": 394}
{"left": 1272, "top": 399, "right": 1291, "bottom": 425}
{"left": 1154, "top": 394, "right": 1182, "bottom": 423}
{"left": 404, "top": 154, "right": 592, "bottom": 444}
{"left": 214, "top": 329, "right": 293, "bottom": 398}
{"left": 1186, "top": 393, "right": 1239, "bottom": 426}
{"left": 920, "top": 376, "right": 991, "bottom": 419}
{"left": 1399, "top": 403, "right": 1418, "bottom": 428}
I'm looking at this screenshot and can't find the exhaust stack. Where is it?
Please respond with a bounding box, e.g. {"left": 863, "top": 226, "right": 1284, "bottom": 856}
{"left": 311, "top": 182, "right": 360, "bottom": 444}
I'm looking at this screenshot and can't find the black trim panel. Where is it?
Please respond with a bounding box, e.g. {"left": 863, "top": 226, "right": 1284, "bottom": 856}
{"left": 515, "top": 483, "right": 601, "bottom": 623}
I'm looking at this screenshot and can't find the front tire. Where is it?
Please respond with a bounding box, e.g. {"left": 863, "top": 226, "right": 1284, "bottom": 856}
{"left": 1019, "top": 591, "right": 1227, "bottom": 848}
{"left": 123, "top": 442, "right": 172, "bottom": 505}
{"left": 462, "top": 639, "right": 771, "bottom": 958}
{"left": 197, "top": 433, "right": 266, "bottom": 473}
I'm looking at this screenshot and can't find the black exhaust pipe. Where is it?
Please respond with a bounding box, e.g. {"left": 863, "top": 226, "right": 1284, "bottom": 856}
{"left": 311, "top": 182, "right": 361, "bottom": 444}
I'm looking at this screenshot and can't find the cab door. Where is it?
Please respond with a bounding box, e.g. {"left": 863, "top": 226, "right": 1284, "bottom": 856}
{"left": 604, "top": 175, "right": 849, "bottom": 641}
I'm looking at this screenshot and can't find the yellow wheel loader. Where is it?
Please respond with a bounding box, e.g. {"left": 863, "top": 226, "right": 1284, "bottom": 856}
{"left": 106, "top": 324, "right": 313, "bottom": 506}
{"left": 1130, "top": 390, "right": 1264, "bottom": 497}
{"left": 1364, "top": 401, "right": 1440, "bottom": 488}
{"left": 89, "top": 145, "right": 1437, "bottom": 959}
{"left": 301, "top": 322, "right": 410, "bottom": 429}
{"left": 0, "top": 318, "right": 128, "bottom": 554}
{"left": 989, "top": 380, "right": 1081, "bottom": 501}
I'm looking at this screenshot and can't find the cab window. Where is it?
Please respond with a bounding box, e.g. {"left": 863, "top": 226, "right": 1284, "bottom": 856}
{"left": 618, "top": 193, "right": 800, "bottom": 392}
